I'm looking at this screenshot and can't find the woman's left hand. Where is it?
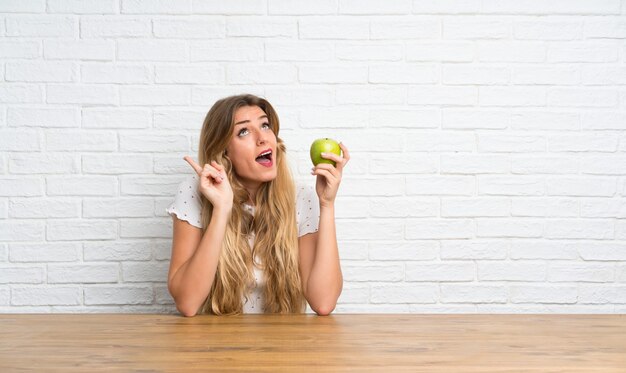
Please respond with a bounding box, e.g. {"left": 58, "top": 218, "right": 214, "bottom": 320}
{"left": 311, "top": 142, "right": 350, "bottom": 208}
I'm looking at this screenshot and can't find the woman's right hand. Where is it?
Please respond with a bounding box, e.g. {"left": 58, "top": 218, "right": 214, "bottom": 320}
{"left": 183, "top": 156, "right": 233, "bottom": 213}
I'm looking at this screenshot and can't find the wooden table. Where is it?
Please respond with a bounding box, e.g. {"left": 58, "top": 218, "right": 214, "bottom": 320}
{"left": 0, "top": 314, "right": 624, "bottom": 372}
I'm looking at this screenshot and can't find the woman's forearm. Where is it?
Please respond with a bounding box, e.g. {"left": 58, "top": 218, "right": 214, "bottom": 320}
{"left": 305, "top": 204, "right": 343, "bottom": 314}
{"left": 169, "top": 209, "right": 230, "bottom": 316}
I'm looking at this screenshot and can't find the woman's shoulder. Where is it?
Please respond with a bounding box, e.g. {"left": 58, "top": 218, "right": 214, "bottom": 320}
{"left": 184, "top": 173, "right": 199, "bottom": 188}
{"left": 165, "top": 173, "right": 202, "bottom": 228}
{"left": 295, "top": 181, "right": 315, "bottom": 202}
{"left": 294, "top": 181, "right": 319, "bottom": 236}
{"left": 176, "top": 173, "right": 201, "bottom": 201}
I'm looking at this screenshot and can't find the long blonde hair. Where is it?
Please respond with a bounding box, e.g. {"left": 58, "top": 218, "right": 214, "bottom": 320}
{"left": 196, "top": 94, "right": 305, "bottom": 315}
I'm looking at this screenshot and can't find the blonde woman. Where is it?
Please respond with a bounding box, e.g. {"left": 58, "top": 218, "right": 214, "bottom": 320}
{"left": 165, "top": 94, "right": 349, "bottom": 316}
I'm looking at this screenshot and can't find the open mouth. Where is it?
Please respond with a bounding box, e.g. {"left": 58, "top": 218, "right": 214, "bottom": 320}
{"left": 255, "top": 149, "right": 273, "bottom": 167}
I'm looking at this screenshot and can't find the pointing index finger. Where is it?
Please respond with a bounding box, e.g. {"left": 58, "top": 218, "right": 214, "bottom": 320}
{"left": 183, "top": 156, "right": 202, "bottom": 175}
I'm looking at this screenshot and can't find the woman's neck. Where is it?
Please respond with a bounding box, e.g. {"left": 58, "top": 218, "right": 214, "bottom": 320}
{"left": 243, "top": 184, "right": 260, "bottom": 206}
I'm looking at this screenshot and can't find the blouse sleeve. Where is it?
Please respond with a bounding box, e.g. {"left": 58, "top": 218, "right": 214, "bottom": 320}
{"left": 165, "top": 174, "right": 202, "bottom": 229}
{"left": 296, "top": 183, "right": 320, "bottom": 237}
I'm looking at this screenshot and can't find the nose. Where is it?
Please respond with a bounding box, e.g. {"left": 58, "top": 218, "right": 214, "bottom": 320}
{"left": 256, "top": 131, "right": 268, "bottom": 145}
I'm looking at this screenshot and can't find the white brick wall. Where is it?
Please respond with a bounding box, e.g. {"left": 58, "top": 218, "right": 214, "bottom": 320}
{"left": 1, "top": 1, "right": 625, "bottom": 314}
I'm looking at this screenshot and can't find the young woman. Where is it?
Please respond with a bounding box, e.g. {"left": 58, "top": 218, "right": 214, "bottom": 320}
{"left": 165, "top": 94, "right": 349, "bottom": 316}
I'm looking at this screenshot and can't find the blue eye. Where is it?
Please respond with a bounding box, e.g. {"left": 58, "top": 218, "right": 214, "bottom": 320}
{"left": 238, "top": 122, "right": 271, "bottom": 137}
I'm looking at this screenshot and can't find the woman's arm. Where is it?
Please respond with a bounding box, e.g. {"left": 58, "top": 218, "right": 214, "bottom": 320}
{"left": 299, "top": 204, "right": 343, "bottom": 315}
{"left": 169, "top": 157, "right": 233, "bottom": 317}
{"left": 168, "top": 208, "right": 230, "bottom": 317}
{"left": 300, "top": 142, "right": 350, "bottom": 315}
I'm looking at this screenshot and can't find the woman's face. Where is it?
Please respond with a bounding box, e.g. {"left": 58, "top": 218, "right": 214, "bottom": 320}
{"left": 226, "top": 105, "right": 278, "bottom": 190}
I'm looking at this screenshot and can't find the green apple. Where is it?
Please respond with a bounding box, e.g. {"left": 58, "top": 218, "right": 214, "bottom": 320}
{"left": 310, "top": 138, "right": 341, "bottom": 167}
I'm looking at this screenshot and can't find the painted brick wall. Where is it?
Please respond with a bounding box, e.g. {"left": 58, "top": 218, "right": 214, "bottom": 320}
{"left": 1, "top": 0, "right": 625, "bottom": 313}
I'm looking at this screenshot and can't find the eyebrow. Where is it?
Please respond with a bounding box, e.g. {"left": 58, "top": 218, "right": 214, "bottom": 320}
{"left": 235, "top": 115, "right": 268, "bottom": 126}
